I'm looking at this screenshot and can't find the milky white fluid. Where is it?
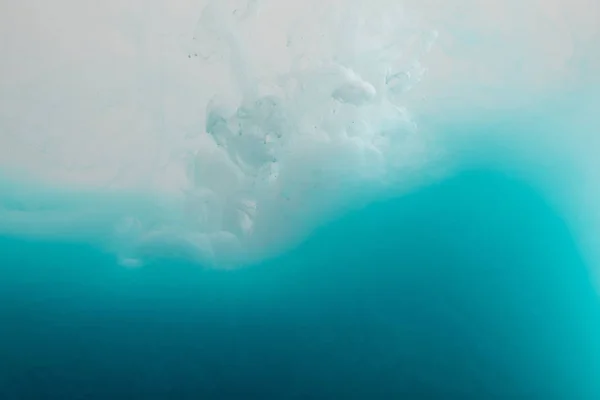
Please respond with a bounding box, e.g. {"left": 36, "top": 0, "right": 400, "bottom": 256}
{"left": 0, "top": 0, "right": 598, "bottom": 272}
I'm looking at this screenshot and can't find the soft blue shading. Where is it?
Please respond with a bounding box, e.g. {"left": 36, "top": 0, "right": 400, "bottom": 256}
{"left": 1, "top": 167, "right": 599, "bottom": 398}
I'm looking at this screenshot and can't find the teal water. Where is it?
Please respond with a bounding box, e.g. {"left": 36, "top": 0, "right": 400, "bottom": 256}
{"left": 2, "top": 1, "right": 600, "bottom": 397}
{"left": 1, "top": 167, "right": 599, "bottom": 398}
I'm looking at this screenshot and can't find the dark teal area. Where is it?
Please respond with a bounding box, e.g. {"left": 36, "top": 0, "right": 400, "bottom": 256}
{"left": 1, "top": 168, "right": 599, "bottom": 398}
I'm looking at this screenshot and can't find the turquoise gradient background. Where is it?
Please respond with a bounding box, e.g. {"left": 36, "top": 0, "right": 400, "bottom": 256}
{"left": 2, "top": 166, "right": 599, "bottom": 398}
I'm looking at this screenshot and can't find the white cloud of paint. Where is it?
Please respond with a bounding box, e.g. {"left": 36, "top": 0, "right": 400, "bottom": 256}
{"left": 0, "top": 0, "right": 598, "bottom": 270}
